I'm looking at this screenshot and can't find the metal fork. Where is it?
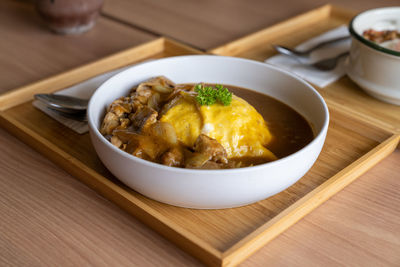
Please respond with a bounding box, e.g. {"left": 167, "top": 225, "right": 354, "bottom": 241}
{"left": 273, "top": 36, "right": 350, "bottom": 58}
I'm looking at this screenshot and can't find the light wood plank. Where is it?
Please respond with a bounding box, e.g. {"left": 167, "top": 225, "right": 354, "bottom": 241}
{"left": 0, "top": 124, "right": 398, "bottom": 266}
{"left": 223, "top": 134, "right": 399, "bottom": 266}
{"left": 0, "top": 38, "right": 166, "bottom": 111}
{"left": 242, "top": 148, "right": 400, "bottom": 266}
{"left": 0, "top": 0, "right": 155, "bottom": 93}
{"left": 0, "top": 5, "right": 398, "bottom": 264}
{"left": 0, "top": 90, "right": 394, "bottom": 265}
{"left": 102, "top": 0, "right": 399, "bottom": 49}
{"left": 0, "top": 127, "right": 201, "bottom": 267}
{"left": 210, "top": 6, "right": 400, "bottom": 134}
{"left": 1, "top": 1, "right": 400, "bottom": 266}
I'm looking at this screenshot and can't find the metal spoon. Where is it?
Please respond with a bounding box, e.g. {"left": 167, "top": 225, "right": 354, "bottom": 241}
{"left": 48, "top": 107, "right": 88, "bottom": 122}
{"left": 309, "top": 51, "right": 349, "bottom": 71}
{"left": 273, "top": 36, "right": 350, "bottom": 58}
{"left": 34, "top": 94, "right": 88, "bottom": 113}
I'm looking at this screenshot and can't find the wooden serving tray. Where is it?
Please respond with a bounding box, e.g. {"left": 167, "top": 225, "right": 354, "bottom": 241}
{"left": 210, "top": 4, "right": 400, "bottom": 134}
{"left": 0, "top": 37, "right": 399, "bottom": 267}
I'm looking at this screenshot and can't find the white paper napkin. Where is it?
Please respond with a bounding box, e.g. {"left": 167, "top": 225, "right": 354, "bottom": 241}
{"left": 32, "top": 65, "right": 132, "bottom": 134}
{"left": 266, "top": 25, "right": 351, "bottom": 88}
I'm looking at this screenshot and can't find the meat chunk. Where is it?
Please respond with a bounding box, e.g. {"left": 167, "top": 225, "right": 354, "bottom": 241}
{"left": 130, "top": 106, "right": 158, "bottom": 132}
{"left": 193, "top": 134, "right": 228, "bottom": 164}
{"left": 118, "top": 118, "right": 130, "bottom": 129}
{"left": 201, "top": 161, "right": 223, "bottom": 169}
{"left": 134, "top": 88, "right": 153, "bottom": 105}
{"left": 185, "top": 154, "right": 225, "bottom": 169}
{"left": 363, "top": 29, "right": 400, "bottom": 43}
{"left": 101, "top": 97, "right": 133, "bottom": 135}
{"left": 100, "top": 112, "right": 119, "bottom": 135}
{"left": 161, "top": 147, "right": 184, "bottom": 167}
{"left": 136, "top": 76, "right": 175, "bottom": 94}
{"left": 185, "top": 152, "right": 211, "bottom": 169}
{"left": 110, "top": 135, "right": 123, "bottom": 148}
{"left": 129, "top": 76, "right": 175, "bottom": 111}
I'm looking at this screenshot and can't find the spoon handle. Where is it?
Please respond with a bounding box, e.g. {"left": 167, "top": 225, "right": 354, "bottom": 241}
{"left": 302, "top": 35, "right": 350, "bottom": 54}
{"left": 273, "top": 36, "right": 350, "bottom": 57}
{"left": 34, "top": 94, "right": 88, "bottom": 111}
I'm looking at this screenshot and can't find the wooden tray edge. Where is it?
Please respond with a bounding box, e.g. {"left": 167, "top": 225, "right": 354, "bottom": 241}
{"left": 0, "top": 39, "right": 222, "bottom": 266}
{"left": 0, "top": 103, "right": 223, "bottom": 266}
{"left": 221, "top": 134, "right": 400, "bottom": 266}
{"left": 208, "top": 4, "right": 343, "bottom": 56}
{"left": 0, "top": 38, "right": 202, "bottom": 111}
{"left": 325, "top": 99, "right": 400, "bottom": 134}
{"left": 0, "top": 37, "right": 163, "bottom": 111}
{"left": 0, "top": 29, "right": 396, "bottom": 267}
{"left": 207, "top": 5, "right": 400, "bottom": 135}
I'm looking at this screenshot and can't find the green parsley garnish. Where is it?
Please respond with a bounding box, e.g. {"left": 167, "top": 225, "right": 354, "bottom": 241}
{"left": 195, "top": 84, "right": 232, "bottom": 106}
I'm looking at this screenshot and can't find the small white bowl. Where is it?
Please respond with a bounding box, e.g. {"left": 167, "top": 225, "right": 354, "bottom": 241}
{"left": 88, "top": 56, "right": 329, "bottom": 209}
{"left": 346, "top": 7, "right": 400, "bottom": 105}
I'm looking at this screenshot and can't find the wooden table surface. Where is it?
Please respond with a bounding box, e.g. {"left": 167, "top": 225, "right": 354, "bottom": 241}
{"left": 1, "top": 0, "right": 399, "bottom": 266}
{"left": 102, "top": 0, "right": 400, "bottom": 50}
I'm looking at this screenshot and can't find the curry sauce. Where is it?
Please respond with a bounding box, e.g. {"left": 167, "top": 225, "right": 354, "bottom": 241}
{"left": 101, "top": 77, "right": 314, "bottom": 169}
{"left": 228, "top": 85, "right": 314, "bottom": 159}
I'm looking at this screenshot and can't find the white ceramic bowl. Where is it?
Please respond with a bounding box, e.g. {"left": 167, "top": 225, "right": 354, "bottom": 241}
{"left": 346, "top": 7, "right": 400, "bottom": 105}
{"left": 88, "top": 56, "right": 329, "bottom": 209}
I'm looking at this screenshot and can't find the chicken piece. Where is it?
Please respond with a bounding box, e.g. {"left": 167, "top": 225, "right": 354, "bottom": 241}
{"left": 101, "top": 97, "right": 133, "bottom": 135}
{"left": 100, "top": 112, "right": 120, "bottom": 135}
{"left": 110, "top": 135, "right": 123, "bottom": 148}
{"left": 185, "top": 152, "right": 211, "bottom": 169}
{"left": 107, "top": 97, "right": 132, "bottom": 115}
{"left": 136, "top": 76, "right": 175, "bottom": 94}
{"left": 200, "top": 161, "right": 223, "bottom": 169}
{"left": 113, "top": 118, "right": 130, "bottom": 131}
{"left": 161, "top": 147, "right": 184, "bottom": 167}
{"left": 131, "top": 99, "right": 143, "bottom": 113}
{"left": 193, "top": 134, "right": 228, "bottom": 164}
{"left": 134, "top": 88, "right": 153, "bottom": 104}
{"left": 130, "top": 106, "right": 158, "bottom": 132}
{"left": 185, "top": 154, "right": 226, "bottom": 169}
{"left": 130, "top": 76, "right": 176, "bottom": 107}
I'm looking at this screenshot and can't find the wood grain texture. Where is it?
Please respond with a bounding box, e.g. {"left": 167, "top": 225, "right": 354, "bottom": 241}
{"left": 0, "top": 0, "right": 155, "bottom": 93}
{"left": 0, "top": 30, "right": 397, "bottom": 264}
{"left": 102, "top": 0, "right": 400, "bottom": 49}
{"left": 210, "top": 6, "right": 400, "bottom": 134}
{"left": 1, "top": 1, "right": 400, "bottom": 266}
{"left": 0, "top": 50, "right": 396, "bottom": 265}
{"left": 0, "top": 127, "right": 201, "bottom": 267}
{"left": 242, "top": 148, "right": 400, "bottom": 267}
{"left": 0, "top": 38, "right": 167, "bottom": 111}
{"left": 0, "top": 127, "right": 399, "bottom": 266}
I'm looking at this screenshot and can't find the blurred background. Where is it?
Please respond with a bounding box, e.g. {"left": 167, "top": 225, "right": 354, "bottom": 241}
{"left": 1, "top": 0, "right": 398, "bottom": 93}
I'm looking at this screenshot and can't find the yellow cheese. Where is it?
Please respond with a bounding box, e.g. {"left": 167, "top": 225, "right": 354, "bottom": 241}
{"left": 160, "top": 97, "right": 201, "bottom": 147}
{"left": 161, "top": 94, "right": 277, "bottom": 161}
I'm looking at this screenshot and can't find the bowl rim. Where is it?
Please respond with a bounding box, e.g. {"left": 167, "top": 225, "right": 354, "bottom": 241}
{"left": 349, "top": 7, "right": 400, "bottom": 57}
{"left": 88, "top": 55, "right": 329, "bottom": 174}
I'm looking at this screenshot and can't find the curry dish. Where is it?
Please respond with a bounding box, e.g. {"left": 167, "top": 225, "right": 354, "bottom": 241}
{"left": 100, "top": 76, "right": 313, "bottom": 169}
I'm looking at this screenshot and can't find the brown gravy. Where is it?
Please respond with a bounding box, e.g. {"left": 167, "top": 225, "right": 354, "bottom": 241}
{"left": 227, "top": 85, "right": 314, "bottom": 159}
{"left": 102, "top": 76, "right": 314, "bottom": 169}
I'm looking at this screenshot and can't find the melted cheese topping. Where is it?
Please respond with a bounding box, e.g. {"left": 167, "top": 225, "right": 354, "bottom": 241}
{"left": 160, "top": 97, "right": 201, "bottom": 147}
{"left": 160, "top": 95, "right": 277, "bottom": 161}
